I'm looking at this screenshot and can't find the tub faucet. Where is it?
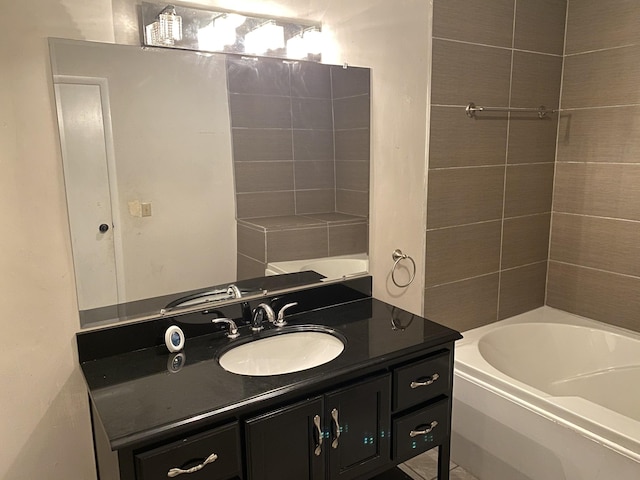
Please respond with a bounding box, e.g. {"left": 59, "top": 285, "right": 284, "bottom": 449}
{"left": 251, "top": 303, "right": 275, "bottom": 331}
{"left": 211, "top": 318, "right": 240, "bottom": 338}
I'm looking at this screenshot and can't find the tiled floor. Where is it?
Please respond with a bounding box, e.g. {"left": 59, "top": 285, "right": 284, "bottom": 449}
{"left": 399, "top": 448, "right": 479, "bottom": 480}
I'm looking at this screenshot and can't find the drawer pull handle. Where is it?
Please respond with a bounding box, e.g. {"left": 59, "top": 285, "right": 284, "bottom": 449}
{"left": 313, "top": 414, "right": 323, "bottom": 456}
{"left": 167, "top": 453, "right": 218, "bottom": 477}
{"left": 409, "top": 420, "right": 438, "bottom": 438}
{"left": 331, "top": 408, "right": 341, "bottom": 449}
{"left": 410, "top": 373, "right": 440, "bottom": 389}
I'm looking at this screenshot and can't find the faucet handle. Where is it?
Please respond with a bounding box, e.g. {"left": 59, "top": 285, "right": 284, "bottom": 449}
{"left": 274, "top": 302, "right": 298, "bottom": 327}
{"left": 211, "top": 318, "right": 240, "bottom": 339}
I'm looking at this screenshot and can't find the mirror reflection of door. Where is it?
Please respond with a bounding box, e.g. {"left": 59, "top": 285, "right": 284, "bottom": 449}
{"left": 54, "top": 78, "right": 123, "bottom": 310}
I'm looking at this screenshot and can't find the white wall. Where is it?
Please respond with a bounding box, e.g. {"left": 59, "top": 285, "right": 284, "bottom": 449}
{"left": 0, "top": 1, "right": 430, "bottom": 478}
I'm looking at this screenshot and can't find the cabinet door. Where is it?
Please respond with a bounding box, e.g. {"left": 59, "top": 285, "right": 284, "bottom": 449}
{"left": 325, "top": 375, "right": 391, "bottom": 479}
{"left": 246, "top": 397, "right": 325, "bottom": 480}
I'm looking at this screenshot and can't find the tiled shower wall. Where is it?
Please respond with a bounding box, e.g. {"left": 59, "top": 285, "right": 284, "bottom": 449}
{"left": 228, "top": 56, "right": 370, "bottom": 279}
{"left": 424, "top": 0, "right": 566, "bottom": 332}
{"left": 547, "top": 0, "right": 640, "bottom": 332}
{"left": 227, "top": 56, "right": 370, "bottom": 219}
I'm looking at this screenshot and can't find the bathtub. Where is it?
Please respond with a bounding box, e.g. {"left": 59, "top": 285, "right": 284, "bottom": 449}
{"left": 452, "top": 306, "right": 640, "bottom": 480}
{"left": 265, "top": 253, "right": 368, "bottom": 280}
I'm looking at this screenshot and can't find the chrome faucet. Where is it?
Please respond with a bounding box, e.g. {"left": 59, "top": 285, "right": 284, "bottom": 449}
{"left": 251, "top": 303, "right": 275, "bottom": 331}
{"left": 211, "top": 318, "right": 240, "bottom": 338}
{"left": 273, "top": 302, "right": 298, "bottom": 327}
{"left": 227, "top": 284, "right": 242, "bottom": 299}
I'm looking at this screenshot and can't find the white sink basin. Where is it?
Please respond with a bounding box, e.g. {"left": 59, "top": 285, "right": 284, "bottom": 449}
{"left": 219, "top": 329, "right": 345, "bottom": 376}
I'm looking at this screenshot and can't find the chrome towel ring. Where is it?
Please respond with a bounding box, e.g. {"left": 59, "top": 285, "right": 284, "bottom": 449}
{"left": 391, "top": 249, "right": 416, "bottom": 288}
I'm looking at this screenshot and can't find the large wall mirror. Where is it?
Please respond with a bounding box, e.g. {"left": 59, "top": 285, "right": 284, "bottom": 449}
{"left": 49, "top": 38, "right": 370, "bottom": 326}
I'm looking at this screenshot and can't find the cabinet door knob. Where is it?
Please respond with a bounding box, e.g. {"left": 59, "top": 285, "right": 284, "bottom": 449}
{"left": 409, "top": 420, "right": 438, "bottom": 438}
{"left": 410, "top": 373, "right": 439, "bottom": 389}
{"left": 331, "top": 408, "right": 341, "bottom": 449}
{"left": 167, "top": 452, "right": 218, "bottom": 477}
{"left": 313, "top": 414, "right": 323, "bottom": 456}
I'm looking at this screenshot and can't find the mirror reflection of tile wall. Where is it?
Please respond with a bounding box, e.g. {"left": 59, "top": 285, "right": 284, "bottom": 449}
{"left": 228, "top": 56, "right": 370, "bottom": 279}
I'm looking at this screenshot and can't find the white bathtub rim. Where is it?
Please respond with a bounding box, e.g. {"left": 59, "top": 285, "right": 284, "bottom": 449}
{"left": 456, "top": 306, "right": 640, "bottom": 347}
{"left": 266, "top": 253, "right": 369, "bottom": 279}
{"left": 454, "top": 367, "right": 640, "bottom": 463}
{"left": 454, "top": 306, "right": 640, "bottom": 463}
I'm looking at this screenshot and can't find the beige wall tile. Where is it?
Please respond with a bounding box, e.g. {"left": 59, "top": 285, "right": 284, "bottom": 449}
{"left": 562, "top": 46, "right": 640, "bottom": 108}
{"left": 557, "top": 107, "right": 640, "bottom": 164}
{"left": 334, "top": 129, "right": 370, "bottom": 161}
{"left": 333, "top": 95, "right": 370, "bottom": 130}
{"left": 550, "top": 213, "right": 640, "bottom": 277}
{"left": 425, "top": 221, "right": 501, "bottom": 287}
{"left": 424, "top": 274, "right": 500, "bottom": 331}
{"left": 514, "top": 0, "right": 567, "bottom": 55}
{"left": 336, "top": 189, "right": 369, "bottom": 217}
{"left": 266, "top": 226, "right": 328, "bottom": 262}
{"left": 293, "top": 130, "right": 334, "bottom": 161}
{"left": 565, "top": 0, "right": 640, "bottom": 54}
{"left": 292, "top": 98, "right": 333, "bottom": 129}
{"left": 232, "top": 129, "right": 293, "bottom": 162}
{"left": 507, "top": 116, "right": 558, "bottom": 164}
{"left": 229, "top": 94, "right": 292, "bottom": 128}
{"left": 336, "top": 161, "right": 369, "bottom": 192}
{"left": 328, "top": 223, "right": 368, "bottom": 256}
{"left": 227, "top": 56, "right": 291, "bottom": 95}
{"left": 429, "top": 106, "right": 508, "bottom": 168}
{"left": 295, "top": 161, "right": 335, "bottom": 190}
{"left": 234, "top": 161, "right": 294, "bottom": 193}
{"left": 432, "top": 39, "right": 512, "bottom": 106}
{"left": 433, "top": 0, "right": 514, "bottom": 47}
{"left": 547, "top": 261, "right": 640, "bottom": 332}
{"left": 427, "top": 166, "right": 505, "bottom": 228}
{"left": 504, "top": 163, "right": 554, "bottom": 217}
{"left": 295, "top": 189, "right": 335, "bottom": 214}
{"left": 498, "top": 261, "right": 547, "bottom": 319}
{"left": 290, "top": 61, "right": 332, "bottom": 98}
{"left": 237, "top": 191, "right": 295, "bottom": 218}
{"left": 502, "top": 213, "right": 551, "bottom": 269}
{"left": 553, "top": 163, "right": 640, "bottom": 220}
{"left": 510, "top": 51, "right": 562, "bottom": 109}
{"left": 237, "top": 224, "right": 265, "bottom": 262}
{"left": 331, "top": 65, "right": 371, "bottom": 98}
{"left": 237, "top": 254, "right": 266, "bottom": 281}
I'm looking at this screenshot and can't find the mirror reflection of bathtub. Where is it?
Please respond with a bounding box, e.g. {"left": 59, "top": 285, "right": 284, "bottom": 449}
{"left": 266, "top": 253, "right": 369, "bottom": 280}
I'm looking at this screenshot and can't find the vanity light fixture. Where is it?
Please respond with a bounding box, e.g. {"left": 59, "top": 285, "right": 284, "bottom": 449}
{"left": 145, "top": 4, "right": 182, "bottom": 46}
{"left": 286, "top": 26, "right": 322, "bottom": 59}
{"left": 198, "top": 13, "right": 247, "bottom": 52}
{"left": 141, "top": 1, "right": 323, "bottom": 62}
{"left": 244, "top": 20, "right": 285, "bottom": 55}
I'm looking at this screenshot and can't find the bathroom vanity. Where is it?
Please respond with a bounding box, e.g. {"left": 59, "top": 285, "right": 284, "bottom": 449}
{"left": 77, "top": 278, "right": 461, "bottom": 480}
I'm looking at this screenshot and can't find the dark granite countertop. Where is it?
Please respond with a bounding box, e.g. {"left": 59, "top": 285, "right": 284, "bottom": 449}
{"left": 80, "top": 296, "right": 461, "bottom": 450}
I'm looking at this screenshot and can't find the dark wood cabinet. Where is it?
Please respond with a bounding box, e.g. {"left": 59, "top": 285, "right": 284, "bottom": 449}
{"left": 245, "top": 375, "right": 391, "bottom": 480}
{"left": 245, "top": 397, "right": 325, "bottom": 480}
{"left": 325, "top": 375, "right": 390, "bottom": 479}
{"left": 134, "top": 422, "right": 242, "bottom": 480}
{"left": 81, "top": 291, "right": 462, "bottom": 480}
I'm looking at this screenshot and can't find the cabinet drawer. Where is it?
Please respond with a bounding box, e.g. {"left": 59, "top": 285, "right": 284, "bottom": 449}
{"left": 393, "top": 351, "right": 450, "bottom": 411}
{"left": 393, "top": 399, "right": 449, "bottom": 463}
{"left": 135, "top": 422, "right": 241, "bottom": 480}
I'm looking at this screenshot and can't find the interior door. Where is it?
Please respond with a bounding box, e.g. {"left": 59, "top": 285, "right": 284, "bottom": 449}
{"left": 55, "top": 81, "right": 120, "bottom": 310}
